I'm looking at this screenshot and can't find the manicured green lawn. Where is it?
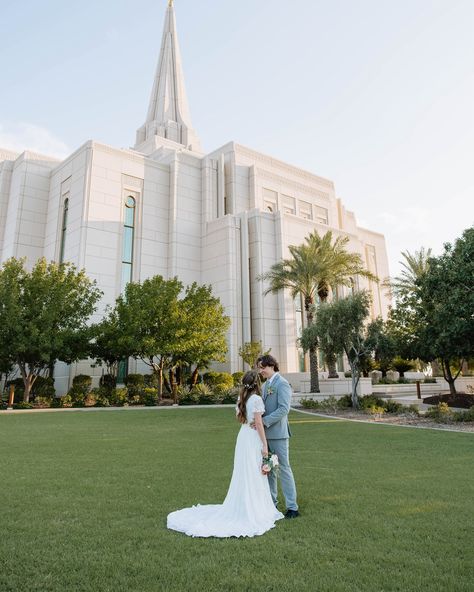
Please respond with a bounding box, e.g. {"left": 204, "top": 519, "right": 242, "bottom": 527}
{"left": 1, "top": 408, "right": 473, "bottom": 592}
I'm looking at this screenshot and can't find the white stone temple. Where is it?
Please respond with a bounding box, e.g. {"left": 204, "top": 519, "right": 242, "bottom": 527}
{"left": 0, "top": 2, "right": 389, "bottom": 392}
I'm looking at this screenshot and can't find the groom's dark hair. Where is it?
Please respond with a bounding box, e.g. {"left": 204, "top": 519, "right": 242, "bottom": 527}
{"left": 257, "top": 354, "right": 279, "bottom": 372}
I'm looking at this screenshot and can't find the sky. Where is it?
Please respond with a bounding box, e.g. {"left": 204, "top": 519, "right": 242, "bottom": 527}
{"left": 1, "top": 0, "right": 473, "bottom": 277}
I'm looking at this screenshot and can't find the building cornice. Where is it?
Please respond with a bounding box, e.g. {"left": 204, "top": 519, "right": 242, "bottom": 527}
{"left": 255, "top": 167, "right": 331, "bottom": 202}
{"left": 234, "top": 143, "right": 334, "bottom": 190}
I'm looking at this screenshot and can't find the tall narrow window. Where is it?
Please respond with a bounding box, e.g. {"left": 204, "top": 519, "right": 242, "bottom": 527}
{"left": 121, "top": 195, "right": 136, "bottom": 291}
{"left": 59, "top": 197, "right": 69, "bottom": 264}
{"left": 118, "top": 194, "right": 137, "bottom": 383}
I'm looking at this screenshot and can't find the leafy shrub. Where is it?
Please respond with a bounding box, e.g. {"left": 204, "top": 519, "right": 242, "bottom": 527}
{"left": 423, "top": 377, "right": 437, "bottom": 384}
{"left": 58, "top": 394, "right": 73, "bottom": 408}
{"left": 192, "top": 383, "right": 221, "bottom": 405}
{"left": 32, "top": 396, "right": 52, "bottom": 408}
{"left": 84, "top": 393, "right": 97, "bottom": 407}
{"left": 359, "top": 395, "right": 386, "bottom": 410}
{"left": 177, "top": 386, "right": 199, "bottom": 406}
{"left": 384, "top": 400, "right": 403, "bottom": 414}
{"left": 425, "top": 402, "right": 453, "bottom": 423}
{"left": 108, "top": 388, "right": 128, "bottom": 407}
{"left": 392, "top": 357, "right": 415, "bottom": 376}
{"left": 299, "top": 398, "right": 322, "bottom": 409}
{"left": 378, "top": 378, "right": 397, "bottom": 384}
{"left": 91, "top": 387, "right": 111, "bottom": 407}
{"left": 142, "top": 388, "right": 158, "bottom": 406}
{"left": 313, "top": 396, "right": 340, "bottom": 413}
{"left": 402, "top": 404, "right": 420, "bottom": 416}
{"left": 13, "top": 401, "right": 33, "bottom": 409}
{"left": 32, "top": 376, "right": 55, "bottom": 398}
{"left": 367, "top": 405, "right": 385, "bottom": 418}
{"left": 453, "top": 406, "right": 474, "bottom": 422}
{"left": 232, "top": 371, "right": 244, "bottom": 387}
{"left": 337, "top": 394, "right": 353, "bottom": 408}
{"left": 344, "top": 371, "right": 352, "bottom": 378}
{"left": 144, "top": 373, "right": 159, "bottom": 388}
{"left": 221, "top": 387, "right": 239, "bottom": 404}
{"left": 72, "top": 375, "right": 92, "bottom": 391}
{"left": 125, "top": 374, "right": 145, "bottom": 396}
{"left": 203, "top": 371, "right": 234, "bottom": 393}
{"left": 99, "top": 374, "right": 117, "bottom": 390}
{"left": 68, "top": 374, "right": 92, "bottom": 405}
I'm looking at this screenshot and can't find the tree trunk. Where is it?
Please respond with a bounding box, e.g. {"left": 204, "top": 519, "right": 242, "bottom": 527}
{"left": 350, "top": 363, "right": 360, "bottom": 409}
{"left": 326, "top": 351, "right": 339, "bottom": 379}
{"left": 19, "top": 365, "right": 36, "bottom": 403}
{"left": 441, "top": 359, "right": 458, "bottom": 396}
{"left": 191, "top": 367, "right": 200, "bottom": 387}
{"left": 305, "top": 299, "right": 320, "bottom": 393}
{"left": 169, "top": 367, "right": 178, "bottom": 403}
{"left": 309, "top": 347, "right": 320, "bottom": 393}
{"left": 318, "top": 286, "right": 338, "bottom": 378}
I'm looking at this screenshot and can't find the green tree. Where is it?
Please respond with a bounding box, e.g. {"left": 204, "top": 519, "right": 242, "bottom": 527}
{"left": 385, "top": 247, "right": 432, "bottom": 361}
{"left": 238, "top": 341, "right": 271, "bottom": 370}
{"left": 415, "top": 228, "right": 474, "bottom": 394}
{"left": 0, "top": 258, "right": 102, "bottom": 402}
{"left": 105, "top": 276, "right": 230, "bottom": 401}
{"left": 311, "top": 291, "right": 372, "bottom": 408}
{"left": 112, "top": 276, "right": 183, "bottom": 399}
{"left": 259, "top": 230, "right": 376, "bottom": 391}
{"left": 387, "top": 229, "right": 474, "bottom": 394}
{"left": 91, "top": 309, "right": 130, "bottom": 379}
{"left": 174, "top": 283, "right": 231, "bottom": 391}
{"left": 366, "top": 317, "right": 397, "bottom": 377}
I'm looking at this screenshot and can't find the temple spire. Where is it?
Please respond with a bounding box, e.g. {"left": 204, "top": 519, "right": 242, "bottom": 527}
{"left": 135, "top": 1, "right": 201, "bottom": 152}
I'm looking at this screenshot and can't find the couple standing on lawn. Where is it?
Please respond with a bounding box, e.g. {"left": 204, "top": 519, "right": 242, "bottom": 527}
{"left": 167, "top": 354, "right": 299, "bottom": 538}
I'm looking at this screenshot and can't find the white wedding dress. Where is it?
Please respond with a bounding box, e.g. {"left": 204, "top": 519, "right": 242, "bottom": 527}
{"left": 167, "top": 394, "right": 284, "bottom": 537}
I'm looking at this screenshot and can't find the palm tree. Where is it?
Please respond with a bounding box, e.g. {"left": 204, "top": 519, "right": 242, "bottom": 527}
{"left": 384, "top": 247, "right": 432, "bottom": 297}
{"left": 259, "top": 230, "right": 377, "bottom": 392}
{"left": 309, "top": 232, "right": 378, "bottom": 377}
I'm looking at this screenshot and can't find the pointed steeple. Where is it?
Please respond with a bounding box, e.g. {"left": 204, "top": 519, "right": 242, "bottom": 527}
{"left": 135, "top": 1, "right": 201, "bottom": 153}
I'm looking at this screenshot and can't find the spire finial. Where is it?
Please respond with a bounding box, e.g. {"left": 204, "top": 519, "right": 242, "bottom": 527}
{"left": 168, "top": 0, "right": 173, "bottom": 6}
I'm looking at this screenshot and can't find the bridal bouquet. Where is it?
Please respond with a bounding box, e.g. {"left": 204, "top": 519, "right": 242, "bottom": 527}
{"left": 261, "top": 453, "right": 279, "bottom": 476}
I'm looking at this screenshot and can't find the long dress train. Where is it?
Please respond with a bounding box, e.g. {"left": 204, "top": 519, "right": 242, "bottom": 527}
{"left": 167, "top": 394, "right": 284, "bottom": 537}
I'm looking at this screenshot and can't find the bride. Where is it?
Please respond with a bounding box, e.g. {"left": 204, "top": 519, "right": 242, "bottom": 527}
{"left": 167, "top": 370, "right": 284, "bottom": 537}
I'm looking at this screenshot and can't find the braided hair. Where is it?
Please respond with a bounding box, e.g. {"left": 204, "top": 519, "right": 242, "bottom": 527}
{"left": 236, "top": 370, "right": 261, "bottom": 424}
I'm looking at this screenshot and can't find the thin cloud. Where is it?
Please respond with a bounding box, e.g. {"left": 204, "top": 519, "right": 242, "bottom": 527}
{"left": 0, "top": 122, "right": 70, "bottom": 159}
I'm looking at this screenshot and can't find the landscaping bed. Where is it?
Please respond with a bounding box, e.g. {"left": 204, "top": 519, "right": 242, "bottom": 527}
{"left": 297, "top": 394, "right": 474, "bottom": 432}
{"left": 296, "top": 406, "right": 474, "bottom": 432}
{"left": 423, "top": 392, "right": 474, "bottom": 409}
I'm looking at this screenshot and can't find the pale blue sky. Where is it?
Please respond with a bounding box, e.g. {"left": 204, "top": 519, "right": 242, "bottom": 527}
{"left": 1, "top": 0, "right": 473, "bottom": 276}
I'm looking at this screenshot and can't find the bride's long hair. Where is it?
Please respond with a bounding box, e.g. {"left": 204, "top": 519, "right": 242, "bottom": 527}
{"left": 237, "top": 370, "right": 261, "bottom": 424}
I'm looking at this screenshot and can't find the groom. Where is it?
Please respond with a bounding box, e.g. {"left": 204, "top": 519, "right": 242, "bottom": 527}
{"left": 256, "top": 354, "right": 299, "bottom": 519}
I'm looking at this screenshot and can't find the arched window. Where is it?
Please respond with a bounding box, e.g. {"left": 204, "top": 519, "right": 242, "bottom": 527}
{"left": 121, "top": 195, "right": 136, "bottom": 290}
{"left": 118, "top": 194, "right": 137, "bottom": 383}
{"left": 59, "top": 197, "right": 69, "bottom": 264}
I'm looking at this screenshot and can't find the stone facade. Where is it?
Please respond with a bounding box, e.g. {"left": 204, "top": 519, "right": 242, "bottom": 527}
{"left": 0, "top": 4, "right": 390, "bottom": 393}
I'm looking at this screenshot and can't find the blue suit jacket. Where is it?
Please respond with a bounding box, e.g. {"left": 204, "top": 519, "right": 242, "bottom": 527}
{"left": 262, "top": 373, "right": 292, "bottom": 439}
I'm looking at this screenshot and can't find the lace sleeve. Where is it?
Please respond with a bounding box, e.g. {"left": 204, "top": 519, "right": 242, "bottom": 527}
{"left": 253, "top": 395, "right": 265, "bottom": 414}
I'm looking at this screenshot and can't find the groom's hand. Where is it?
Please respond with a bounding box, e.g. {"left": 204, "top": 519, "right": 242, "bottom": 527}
{"left": 249, "top": 421, "right": 256, "bottom": 430}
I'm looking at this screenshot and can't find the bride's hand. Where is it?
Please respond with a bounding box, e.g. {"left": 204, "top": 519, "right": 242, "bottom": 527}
{"left": 262, "top": 446, "right": 268, "bottom": 457}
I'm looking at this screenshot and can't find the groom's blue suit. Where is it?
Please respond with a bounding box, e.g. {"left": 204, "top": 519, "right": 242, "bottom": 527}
{"left": 262, "top": 373, "right": 298, "bottom": 511}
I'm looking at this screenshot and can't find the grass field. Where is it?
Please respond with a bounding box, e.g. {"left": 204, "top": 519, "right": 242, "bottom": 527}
{"left": 1, "top": 407, "right": 473, "bottom": 592}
